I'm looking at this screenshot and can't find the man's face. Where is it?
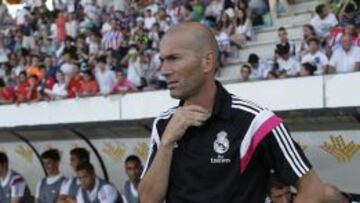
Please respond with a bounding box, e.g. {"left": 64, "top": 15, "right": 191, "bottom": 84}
{"left": 241, "top": 67, "right": 251, "bottom": 81}
{"left": 125, "top": 161, "right": 141, "bottom": 183}
{"left": 278, "top": 30, "right": 288, "bottom": 42}
{"left": 159, "top": 33, "right": 204, "bottom": 100}
{"left": 70, "top": 154, "right": 80, "bottom": 171}
{"left": 77, "top": 169, "right": 95, "bottom": 191}
{"left": 42, "top": 158, "right": 59, "bottom": 175}
{"left": 342, "top": 36, "right": 352, "bottom": 51}
{"left": 270, "top": 186, "right": 291, "bottom": 203}
{"left": 308, "top": 41, "right": 319, "bottom": 53}
{"left": 32, "top": 57, "right": 39, "bottom": 66}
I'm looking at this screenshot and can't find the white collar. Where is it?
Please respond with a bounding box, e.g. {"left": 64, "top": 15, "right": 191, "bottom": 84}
{"left": 1, "top": 170, "right": 12, "bottom": 187}
{"left": 46, "top": 173, "right": 63, "bottom": 185}
{"left": 86, "top": 178, "right": 100, "bottom": 201}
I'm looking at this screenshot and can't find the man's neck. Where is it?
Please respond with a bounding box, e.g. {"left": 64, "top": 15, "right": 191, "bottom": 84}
{"left": 0, "top": 169, "right": 8, "bottom": 180}
{"left": 184, "top": 80, "right": 217, "bottom": 112}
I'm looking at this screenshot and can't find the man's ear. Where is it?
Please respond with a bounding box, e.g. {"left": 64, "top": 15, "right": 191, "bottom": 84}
{"left": 202, "top": 51, "right": 216, "bottom": 73}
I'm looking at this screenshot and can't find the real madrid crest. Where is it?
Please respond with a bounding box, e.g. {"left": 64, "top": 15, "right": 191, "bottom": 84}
{"left": 213, "top": 131, "right": 230, "bottom": 154}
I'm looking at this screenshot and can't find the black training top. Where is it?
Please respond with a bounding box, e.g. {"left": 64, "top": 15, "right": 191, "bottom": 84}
{"left": 142, "top": 82, "right": 312, "bottom": 203}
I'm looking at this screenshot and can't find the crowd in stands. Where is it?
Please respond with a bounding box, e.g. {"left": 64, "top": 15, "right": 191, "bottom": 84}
{"left": 0, "top": 0, "right": 359, "bottom": 105}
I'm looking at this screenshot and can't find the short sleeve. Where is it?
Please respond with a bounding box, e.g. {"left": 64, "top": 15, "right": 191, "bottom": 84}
{"left": 262, "top": 122, "right": 312, "bottom": 185}
{"left": 10, "top": 177, "right": 26, "bottom": 197}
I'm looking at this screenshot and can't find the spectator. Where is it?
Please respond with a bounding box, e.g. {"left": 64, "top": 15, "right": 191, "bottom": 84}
{"left": 338, "top": 3, "right": 360, "bottom": 28}
{"left": 240, "top": 64, "right": 252, "bottom": 82}
{"left": 66, "top": 13, "right": 79, "bottom": 39}
{"left": 214, "top": 26, "right": 231, "bottom": 67}
{"left": 299, "top": 62, "right": 317, "bottom": 76}
{"left": 329, "top": 34, "right": 360, "bottom": 73}
{"left": 189, "top": 0, "right": 205, "bottom": 22}
{"left": 205, "top": 0, "right": 224, "bottom": 19}
{"left": 60, "top": 52, "right": 75, "bottom": 81}
{"left": 124, "top": 46, "right": 144, "bottom": 88}
{"left": 230, "top": 8, "right": 252, "bottom": 48}
{"left": 112, "top": 70, "right": 137, "bottom": 94}
{"left": 274, "top": 43, "right": 300, "bottom": 77}
{"left": 67, "top": 65, "right": 83, "bottom": 98}
{"left": 79, "top": 70, "right": 98, "bottom": 97}
{"left": 56, "top": 11, "right": 67, "bottom": 42}
{"left": 310, "top": 4, "right": 338, "bottom": 38}
{"left": 301, "top": 37, "right": 330, "bottom": 74}
{"left": 123, "top": 155, "right": 142, "bottom": 203}
{"left": 45, "top": 71, "right": 68, "bottom": 100}
{"left": 26, "top": 55, "right": 42, "bottom": 79}
{"left": 15, "top": 71, "right": 30, "bottom": 103}
{"left": 144, "top": 9, "right": 157, "bottom": 30}
{"left": 247, "top": 53, "right": 270, "bottom": 79}
{"left": 299, "top": 24, "right": 316, "bottom": 58}
{"left": 27, "top": 74, "right": 40, "bottom": 102}
{"left": 275, "top": 27, "right": 296, "bottom": 56}
{"left": 0, "top": 78, "right": 15, "bottom": 104}
{"left": 95, "top": 56, "right": 117, "bottom": 95}
{"left": 102, "top": 19, "right": 123, "bottom": 50}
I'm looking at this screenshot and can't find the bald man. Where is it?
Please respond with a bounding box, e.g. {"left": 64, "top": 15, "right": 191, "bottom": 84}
{"left": 138, "top": 22, "right": 325, "bottom": 203}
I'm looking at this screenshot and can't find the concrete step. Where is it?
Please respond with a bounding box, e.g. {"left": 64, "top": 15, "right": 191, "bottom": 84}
{"left": 254, "top": 25, "right": 303, "bottom": 45}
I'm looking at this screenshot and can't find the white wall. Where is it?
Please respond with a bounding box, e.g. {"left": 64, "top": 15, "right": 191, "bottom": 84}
{"left": 1, "top": 72, "right": 360, "bottom": 128}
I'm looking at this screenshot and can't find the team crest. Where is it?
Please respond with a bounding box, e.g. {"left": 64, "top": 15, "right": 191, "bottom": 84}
{"left": 213, "top": 131, "right": 230, "bottom": 154}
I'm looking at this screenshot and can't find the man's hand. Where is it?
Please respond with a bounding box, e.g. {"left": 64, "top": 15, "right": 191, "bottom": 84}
{"left": 161, "top": 105, "right": 211, "bottom": 147}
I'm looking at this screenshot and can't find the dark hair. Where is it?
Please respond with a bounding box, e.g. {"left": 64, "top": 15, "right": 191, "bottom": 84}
{"left": 76, "top": 161, "right": 95, "bottom": 173}
{"left": 301, "top": 62, "right": 317, "bottom": 75}
{"left": 315, "top": 4, "right": 326, "bottom": 15}
{"left": 0, "top": 78, "right": 5, "bottom": 88}
{"left": 344, "top": 3, "right": 355, "bottom": 13}
{"left": 41, "top": 149, "right": 61, "bottom": 162}
{"left": 241, "top": 64, "right": 251, "bottom": 73}
{"left": 276, "top": 43, "right": 290, "bottom": 56}
{"left": 307, "top": 37, "right": 320, "bottom": 45}
{"left": 278, "top": 27, "right": 287, "bottom": 33}
{"left": 0, "top": 152, "right": 8, "bottom": 166}
{"left": 236, "top": 8, "right": 248, "bottom": 26}
{"left": 303, "top": 24, "right": 316, "bottom": 35}
{"left": 248, "top": 53, "right": 259, "bottom": 64}
{"left": 70, "top": 148, "right": 90, "bottom": 163}
{"left": 125, "top": 155, "right": 142, "bottom": 165}
{"left": 19, "top": 71, "right": 27, "bottom": 77}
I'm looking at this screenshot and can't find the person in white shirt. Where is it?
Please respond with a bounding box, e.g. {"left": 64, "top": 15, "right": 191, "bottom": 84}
{"left": 275, "top": 43, "right": 300, "bottom": 77}
{"left": 310, "top": 4, "right": 338, "bottom": 38}
{"left": 301, "top": 37, "right": 329, "bottom": 75}
{"left": 329, "top": 34, "right": 360, "bottom": 73}
{"left": 45, "top": 71, "right": 68, "bottom": 100}
{"left": 123, "top": 155, "right": 142, "bottom": 203}
{"left": 95, "top": 57, "right": 117, "bottom": 95}
{"left": 66, "top": 13, "right": 78, "bottom": 39}
{"left": 76, "top": 162, "right": 127, "bottom": 203}
{"left": 36, "top": 149, "right": 67, "bottom": 203}
{"left": 248, "top": 53, "right": 270, "bottom": 80}
{"left": 144, "top": 9, "right": 157, "bottom": 30}
{"left": 0, "top": 152, "right": 32, "bottom": 203}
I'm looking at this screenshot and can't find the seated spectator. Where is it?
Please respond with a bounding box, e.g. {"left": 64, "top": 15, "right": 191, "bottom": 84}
{"left": 204, "top": 0, "right": 224, "bottom": 19}
{"left": 214, "top": 26, "right": 231, "bottom": 67}
{"left": 273, "top": 43, "right": 300, "bottom": 77}
{"left": 275, "top": 27, "right": 296, "bottom": 56}
{"left": 38, "top": 66, "right": 56, "bottom": 100}
{"left": 0, "top": 78, "right": 15, "bottom": 104}
{"left": 67, "top": 65, "right": 83, "bottom": 98}
{"left": 218, "top": 10, "right": 235, "bottom": 36}
{"left": 230, "top": 8, "right": 252, "bottom": 48}
{"left": 189, "top": 0, "right": 205, "bottom": 22}
{"left": 15, "top": 71, "right": 30, "bottom": 103}
{"left": 79, "top": 70, "right": 98, "bottom": 97}
{"left": 60, "top": 52, "right": 76, "bottom": 81}
{"left": 299, "top": 24, "right": 316, "bottom": 58}
{"left": 26, "top": 55, "right": 42, "bottom": 79}
{"left": 247, "top": 53, "right": 270, "bottom": 80}
{"left": 268, "top": 0, "right": 292, "bottom": 19}
{"left": 301, "top": 37, "right": 330, "bottom": 74}
{"left": 338, "top": 3, "right": 360, "bottom": 28}
{"left": 299, "top": 62, "right": 317, "bottom": 77}
{"left": 310, "top": 4, "right": 338, "bottom": 38}
{"left": 45, "top": 71, "right": 68, "bottom": 100}
{"left": 95, "top": 56, "right": 117, "bottom": 95}
{"left": 112, "top": 70, "right": 137, "bottom": 94}
{"left": 144, "top": 9, "right": 157, "bottom": 30}
{"left": 240, "top": 64, "right": 252, "bottom": 82}
{"left": 329, "top": 34, "right": 360, "bottom": 73}
{"left": 27, "top": 75, "right": 40, "bottom": 102}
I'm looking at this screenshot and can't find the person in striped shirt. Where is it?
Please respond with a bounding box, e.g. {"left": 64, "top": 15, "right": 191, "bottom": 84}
{"left": 139, "top": 22, "right": 327, "bottom": 203}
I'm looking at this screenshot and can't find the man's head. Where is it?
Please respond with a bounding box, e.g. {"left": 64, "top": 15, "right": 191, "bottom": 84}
{"left": 248, "top": 53, "right": 259, "bottom": 69}
{"left": 70, "top": 148, "right": 90, "bottom": 171}
{"left": 125, "top": 155, "right": 142, "bottom": 184}
{"left": 302, "top": 24, "right": 315, "bottom": 38}
{"left": 56, "top": 71, "right": 65, "bottom": 83}
{"left": 277, "top": 27, "right": 288, "bottom": 43}
{"left": 276, "top": 43, "right": 291, "bottom": 60}
{"left": 240, "top": 64, "right": 251, "bottom": 81}
{"left": 159, "top": 22, "right": 218, "bottom": 100}
{"left": 307, "top": 37, "right": 320, "bottom": 53}
{"left": 341, "top": 34, "right": 353, "bottom": 51}
{"left": 315, "top": 4, "right": 328, "bottom": 19}
{"left": 32, "top": 55, "right": 40, "bottom": 66}
{"left": 0, "top": 152, "right": 9, "bottom": 177}
{"left": 76, "top": 162, "right": 96, "bottom": 191}
{"left": 116, "top": 71, "right": 126, "bottom": 83}
{"left": 18, "top": 71, "right": 27, "bottom": 83}
{"left": 41, "top": 149, "right": 61, "bottom": 176}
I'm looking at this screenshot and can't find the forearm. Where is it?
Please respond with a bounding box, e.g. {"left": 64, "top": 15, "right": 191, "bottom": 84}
{"left": 138, "top": 142, "right": 174, "bottom": 203}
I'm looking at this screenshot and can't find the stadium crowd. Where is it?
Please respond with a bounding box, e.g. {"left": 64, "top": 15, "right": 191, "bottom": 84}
{"left": 0, "top": 0, "right": 359, "bottom": 105}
